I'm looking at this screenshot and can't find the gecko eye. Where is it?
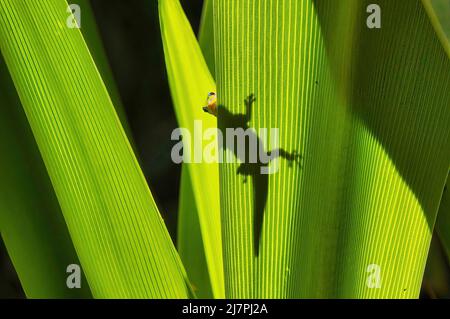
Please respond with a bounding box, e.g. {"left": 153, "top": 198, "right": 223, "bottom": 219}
{"left": 203, "top": 92, "right": 217, "bottom": 116}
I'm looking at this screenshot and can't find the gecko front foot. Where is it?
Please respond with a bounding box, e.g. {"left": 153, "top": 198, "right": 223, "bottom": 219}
{"left": 245, "top": 94, "right": 256, "bottom": 106}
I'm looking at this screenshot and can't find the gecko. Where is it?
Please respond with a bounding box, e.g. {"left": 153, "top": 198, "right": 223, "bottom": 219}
{"left": 203, "top": 92, "right": 302, "bottom": 256}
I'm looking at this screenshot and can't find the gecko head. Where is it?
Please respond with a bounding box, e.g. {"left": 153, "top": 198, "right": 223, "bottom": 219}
{"left": 203, "top": 92, "right": 218, "bottom": 117}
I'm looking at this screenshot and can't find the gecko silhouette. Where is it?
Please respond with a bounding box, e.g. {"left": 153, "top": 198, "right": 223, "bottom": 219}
{"left": 203, "top": 93, "right": 302, "bottom": 256}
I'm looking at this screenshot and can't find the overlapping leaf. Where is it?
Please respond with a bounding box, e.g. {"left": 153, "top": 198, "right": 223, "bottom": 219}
{"left": 0, "top": 0, "right": 190, "bottom": 298}
{"left": 214, "top": 0, "right": 450, "bottom": 298}
{"left": 159, "top": 0, "right": 224, "bottom": 298}
{"left": 0, "top": 55, "right": 90, "bottom": 298}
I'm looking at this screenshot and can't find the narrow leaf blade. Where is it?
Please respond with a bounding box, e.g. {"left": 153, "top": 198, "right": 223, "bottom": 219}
{"left": 159, "top": 0, "right": 225, "bottom": 298}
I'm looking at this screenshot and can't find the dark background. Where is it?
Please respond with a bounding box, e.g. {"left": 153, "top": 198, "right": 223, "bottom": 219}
{"left": 0, "top": 0, "right": 448, "bottom": 299}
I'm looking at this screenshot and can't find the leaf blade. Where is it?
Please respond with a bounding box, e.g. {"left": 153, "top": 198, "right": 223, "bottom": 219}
{"left": 214, "top": 0, "right": 450, "bottom": 298}
{"left": 0, "top": 55, "right": 91, "bottom": 298}
{"left": 159, "top": 0, "right": 225, "bottom": 298}
{"left": 0, "top": 0, "right": 189, "bottom": 298}
{"left": 177, "top": 166, "right": 214, "bottom": 298}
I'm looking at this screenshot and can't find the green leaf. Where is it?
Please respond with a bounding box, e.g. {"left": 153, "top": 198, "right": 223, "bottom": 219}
{"left": 214, "top": 0, "right": 450, "bottom": 298}
{"left": 176, "top": 0, "right": 216, "bottom": 299}
{"left": 423, "top": 0, "right": 450, "bottom": 58}
{"left": 199, "top": 0, "right": 215, "bottom": 77}
{"left": 0, "top": 0, "right": 124, "bottom": 299}
{"left": 75, "top": 0, "right": 133, "bottom": 140}
{"left": 0, "top": 55, "right": 90, "bottom": 298}
{"left": 177, "top": 166, "right": 213, "bottom": 298}
{"left": 425, "top": 0, "right": 450, "bottom": 264}
{"left": 436, "top": 175, "right": 450, "bottom": 261}
{"left": 422, "top": 233, "right": 450, "bottom": 298}
{"left": 0, "top": 0, "right": 190, "bottom": 298}
{"left": 159, "top": 0, "right": 225, "bottom": 298}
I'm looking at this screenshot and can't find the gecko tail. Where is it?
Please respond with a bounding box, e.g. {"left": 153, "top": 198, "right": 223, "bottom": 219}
{"left": 252, "top": 173, "right": 268, "bottom": 257}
